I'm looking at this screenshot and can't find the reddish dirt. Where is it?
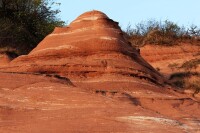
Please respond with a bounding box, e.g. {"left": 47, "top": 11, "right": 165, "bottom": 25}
{"left": 0, "top": 10, "right": 200, "bottom": 133}
{"left": 141, "top": 44, "right": 200, "bottom": 74}
{"left": 0, "top": 72, "right": 200, "bottom": 133}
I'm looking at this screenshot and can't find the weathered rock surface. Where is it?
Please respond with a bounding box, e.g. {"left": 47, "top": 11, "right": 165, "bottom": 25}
{"left": 141, "top": 44, "right": 200, "bottom": 73}
{"left": 0, "top": 11, "right": 200, "bottom": 133}
{"left": 0, "top": 10, "right": 165, "bottom": 86}
{"left": 0, "top": 72, "right": 200, "bottom": 133}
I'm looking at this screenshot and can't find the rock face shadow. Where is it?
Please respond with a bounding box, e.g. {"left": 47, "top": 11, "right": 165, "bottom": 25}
{"left": 122, "top": 93, "right": 141, "bottom": 106}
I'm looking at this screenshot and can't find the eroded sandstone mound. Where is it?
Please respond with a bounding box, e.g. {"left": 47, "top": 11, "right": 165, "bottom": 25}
{"left": 0, "top": 11, "right": 200, "bottom": 133}
{"left": 1, "top": 10, "right": 165, "bottom": 86}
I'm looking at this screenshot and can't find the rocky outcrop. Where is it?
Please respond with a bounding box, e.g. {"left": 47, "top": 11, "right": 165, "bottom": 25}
{"left": 1, "top": 10, "right": 165, "bottom": 86}
{"left": 0, "top": 11, "right": 200, "bottom": 133}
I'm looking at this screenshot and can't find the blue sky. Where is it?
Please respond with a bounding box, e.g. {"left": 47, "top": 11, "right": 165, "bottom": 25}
{"left": 56, "top": 0, "right": 200, "bottom": 29}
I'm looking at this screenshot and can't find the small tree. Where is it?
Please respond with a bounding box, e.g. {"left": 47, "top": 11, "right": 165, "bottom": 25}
{"left": 189, "top": 24, "right": 200, "bottom": 36}
{"left": 0, "top": 0, "right": 65, "bottom": 54}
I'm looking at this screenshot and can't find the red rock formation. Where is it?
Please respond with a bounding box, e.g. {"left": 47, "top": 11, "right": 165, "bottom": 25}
{"left": 1, "top": 10, "right": 165, "bottom": 86}
{"left": 0, "top": 11, "right": 200, "bottom": 133}
{"left": 141, "top": 44, "right": 200, "bottom": 73}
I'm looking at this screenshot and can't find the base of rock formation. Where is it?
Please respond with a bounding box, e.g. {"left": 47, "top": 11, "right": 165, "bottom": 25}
{"left": 0, "top": 72, "right": 200, "bottom": 133}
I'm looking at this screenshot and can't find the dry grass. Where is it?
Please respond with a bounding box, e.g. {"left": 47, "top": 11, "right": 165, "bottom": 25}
{"left": 185, "top": 76, "right": 200, "bottom": 94}
{"left": 169, "top": 58, "right": 200, "bottom": 95}
{"left": 169, "top": 72, "right": 200, "bottom": 94}
{"left": 126, "top": 20, "right": 200, "bottom": 47}
{"left": 181, "top": 58, "right": 200, "bottom": 71}
{"left": 0, "top": 47, "right": 19, "bottom": 59}
{"left": 0, "top": 47, "right": 19, "bottom": 54}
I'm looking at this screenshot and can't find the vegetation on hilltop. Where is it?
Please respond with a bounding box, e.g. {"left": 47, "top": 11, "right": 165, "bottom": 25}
{"left": 0, "top": 0, "right": 65, "bottom": 55}
{"left": 125, "top": 19, "right": 200, "bottom": 47}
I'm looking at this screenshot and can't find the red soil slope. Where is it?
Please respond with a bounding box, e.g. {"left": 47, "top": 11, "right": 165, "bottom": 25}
{"left": 141, "top": 44, "right": 200, "bottom": 74}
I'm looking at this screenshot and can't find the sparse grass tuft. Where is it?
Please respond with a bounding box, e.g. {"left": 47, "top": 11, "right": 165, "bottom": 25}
{"left": 0, "top": 47, "right": 19, "bottom": 54}
{"left": 0, "top": 47, "right": 19, "bottom": 58}
{"left": 181, "top": 58, "right": 200, "bottom": 71}
{"left": 169, "top": 68, "right": 200, "bottom": 95}
{"left": 168, "top": 63, "right": 179, "bottom": 71}
{"left": 185, "top": 76, "right": 200, "bottom": 94}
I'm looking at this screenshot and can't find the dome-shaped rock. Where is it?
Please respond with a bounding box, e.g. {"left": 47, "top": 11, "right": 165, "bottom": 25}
{"left": 1, "top": 10, "right": 166, "bottom": 87}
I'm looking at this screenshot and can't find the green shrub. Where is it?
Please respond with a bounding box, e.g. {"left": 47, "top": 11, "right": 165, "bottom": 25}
{"left": 125, "top": 19, "right": 200, "bottom": 47}
{"left": 0, "top": 0, "right": 65, "bottom": 55}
